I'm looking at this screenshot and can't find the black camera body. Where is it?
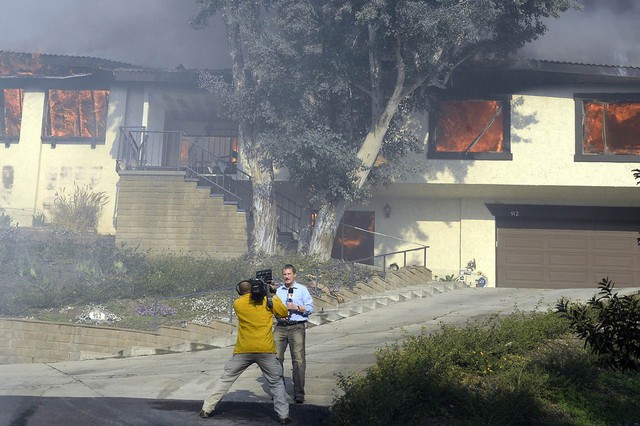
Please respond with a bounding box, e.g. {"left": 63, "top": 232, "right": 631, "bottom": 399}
{"left": 249, "top": 269, "right": 275, "bottom": 307}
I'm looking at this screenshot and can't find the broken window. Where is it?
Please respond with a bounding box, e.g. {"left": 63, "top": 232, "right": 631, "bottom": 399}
{"left": 428, "top": 99, "right": 511, "bottom": 160}
{"left": 44, "top": 89, "right": 109, "bottom": 140}
{"left": 582, "top": 100, "right": 640, "bottom": 155}
{"left": 0, "top": 88, "right": 23, "bottom": 140}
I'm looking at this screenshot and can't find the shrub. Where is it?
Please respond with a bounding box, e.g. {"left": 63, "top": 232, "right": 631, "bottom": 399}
{"left": 327, "top": 311, "right": 574, "bottom": 426}
{"left": 556, "top": 278, "right": 640, "bottom": 371}
{"left": 50, "top": 184, "right": 109, "bottom": 232}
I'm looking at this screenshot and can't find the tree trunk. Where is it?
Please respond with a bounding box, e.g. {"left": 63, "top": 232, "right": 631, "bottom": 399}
{"left": 308, "top": 200, "right": 346, "bottom": 261}
{"left": 221, "top": 4, "right": 279, "bottom": 256}
{"left": 296, "top": 203, "right": 314, "bottom": 254}
{"left": 308, "top": 40, "right": 406, "bottom": 260}
{"left": 244, "top": 149, "right": 278, "bottom": 256}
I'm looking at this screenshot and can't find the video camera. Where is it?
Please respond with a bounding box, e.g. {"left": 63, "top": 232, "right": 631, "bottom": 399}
{"left": 249, "top": 269, "right": 276, "bottom": 307}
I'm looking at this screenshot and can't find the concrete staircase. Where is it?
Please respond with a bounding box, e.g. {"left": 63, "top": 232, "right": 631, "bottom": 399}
{"left": 308, "top": 266, "right": 469, "bottom": 327}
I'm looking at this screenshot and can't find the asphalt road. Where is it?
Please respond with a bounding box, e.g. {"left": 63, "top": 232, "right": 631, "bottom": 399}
{"left": 1, "top": 285, "right": 637, "bottom": 426}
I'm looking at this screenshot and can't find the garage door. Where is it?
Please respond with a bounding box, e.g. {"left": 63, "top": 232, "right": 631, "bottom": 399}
{"left": 498, "top": 228, "right": 640, "bottom": 288}
{"left": 489, "top": 204, "right": 640, "bottom": 289}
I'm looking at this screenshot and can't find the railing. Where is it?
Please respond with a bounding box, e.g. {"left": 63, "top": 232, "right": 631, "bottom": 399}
{"left": 150, "top": 245, "right": 429, "bottom": 331}
{"left": 116, "top": 127, "right": 310, "bottom": 240}
{"left": 307, "top": 245, "right": 430, "bottom": 296}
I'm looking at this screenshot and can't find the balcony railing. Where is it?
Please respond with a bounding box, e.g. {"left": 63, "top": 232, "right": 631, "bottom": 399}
{"left": 117, "top": 127, "right": 309, "bottom": 240}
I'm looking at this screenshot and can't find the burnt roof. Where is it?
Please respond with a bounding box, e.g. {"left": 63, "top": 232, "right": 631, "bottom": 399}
{"left": 0, "top": 51, "right": 229, "bottom": 87}
{"left": 447, "top": 58, "right": 640, "bottom": 95}
{"left": 0, "top": 51, "right": 137, "bottom": 77}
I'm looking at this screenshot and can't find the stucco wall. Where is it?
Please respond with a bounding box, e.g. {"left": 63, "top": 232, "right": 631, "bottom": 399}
{"left": 363, "top": 197, "right": 495, "bottom": 286}
{"left": 115, "top": 171, "right": 248, "bottom": 257}
{"left": 1, "top": 88, "right": 122, "bottom": 234}
{"left": 406, "top": 94, "right": 640, "bottom": 188}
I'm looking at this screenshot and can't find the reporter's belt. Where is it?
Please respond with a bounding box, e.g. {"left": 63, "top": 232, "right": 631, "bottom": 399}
{"left": 276, "top": 320, "right": 306, "bottom": 326}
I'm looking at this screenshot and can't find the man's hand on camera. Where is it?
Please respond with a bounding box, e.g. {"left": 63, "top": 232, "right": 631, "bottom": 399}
{"left": 269, "top": 283, "right": 277, "bottom": 294}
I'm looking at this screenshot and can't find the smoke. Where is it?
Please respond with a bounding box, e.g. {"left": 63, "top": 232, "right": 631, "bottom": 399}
{"left": 0, "top": 0, "right": 229, "bottom": 69}
{"left": 519, "top": 0, "right": 640, "bottom": 66}
{"left": 2, "top": 0, "right": 639, "bottom": 69}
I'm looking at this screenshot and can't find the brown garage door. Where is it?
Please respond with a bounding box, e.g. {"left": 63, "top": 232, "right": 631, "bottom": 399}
{"left": 497, "top": 228, "right": 640, "bottom": 288}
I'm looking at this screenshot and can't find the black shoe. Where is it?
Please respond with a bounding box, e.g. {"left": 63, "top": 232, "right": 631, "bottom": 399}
{"left": 199, "top": 409, "right": 212, "bottom": 418}
{"left": 294, "top": 397, "right": 304, "bottom": 404}
{"left": 279, "top": 417, "right": 292, "bottom": 425}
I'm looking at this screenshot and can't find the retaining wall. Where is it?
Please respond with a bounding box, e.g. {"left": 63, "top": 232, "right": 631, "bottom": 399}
{"left": 0, "top": 318, "right": 235, "bottom": 365}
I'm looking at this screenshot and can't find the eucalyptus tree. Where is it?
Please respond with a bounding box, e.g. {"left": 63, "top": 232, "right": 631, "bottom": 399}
{"left": 266, "top": 0, "right": 577, "bottom": 259}
{"left": 193, "top": 0, "right": 576, "bottom": 260}
{"left": 192, "top": 1, "right": 280, "bottom": 256}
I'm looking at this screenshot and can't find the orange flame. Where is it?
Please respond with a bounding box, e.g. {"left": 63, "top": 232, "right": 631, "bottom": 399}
{"left": 0, "top": 52, "right": 44, "bottom": 76}
{"left": 2, "top": 89, "right": 23, "bottom": 136}
{"left": 435, "top": 100, "right": 504, "bottom": 153}
{"left": 47, "top": 90, "right": 108, "bottom": 138}
{"left": 584, "top": 101, "right": 640, "bottom": 154}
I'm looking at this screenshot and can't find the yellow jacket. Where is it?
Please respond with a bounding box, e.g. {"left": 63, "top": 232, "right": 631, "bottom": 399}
{"left": 233, "top": 293, "right": 288, "bottom": 354}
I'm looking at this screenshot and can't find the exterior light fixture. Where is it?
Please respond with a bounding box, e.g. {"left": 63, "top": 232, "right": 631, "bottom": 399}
{"left": 383, "top": 203, "right": 391, "bottom": 218}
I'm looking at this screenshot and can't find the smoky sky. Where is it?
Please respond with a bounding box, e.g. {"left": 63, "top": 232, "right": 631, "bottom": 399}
{"left": 1, "top": 0, "right": 639, "bottom": 70}
{"left": 518, "top": 0, "right": 640, "bottom": 66}
{"left": 0, "top": 0, "right": 229, "bottom": 69}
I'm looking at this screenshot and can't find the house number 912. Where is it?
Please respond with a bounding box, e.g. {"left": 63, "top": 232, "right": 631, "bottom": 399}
{"left": 510, "top": 211, "right": 519, "bottom": 217}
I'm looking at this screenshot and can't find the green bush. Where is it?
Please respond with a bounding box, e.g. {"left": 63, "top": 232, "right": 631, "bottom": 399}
{"left": 327, "top": 311, "right": 639, "bottom": 426}
{"left": 50, "top": 184, "right": 109, "bottom": 232}
{"left": 0, "top": 232, "right": 372, "bottom": 317}
{"left": 556, "top": 278, "right": 640, "bottom": 371}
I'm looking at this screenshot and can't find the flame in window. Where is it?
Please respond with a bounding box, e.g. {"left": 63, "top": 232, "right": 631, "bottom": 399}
{"left": 46, "top": 90, "right": 108, "bottom": 138}
{"left": 583, "top": 101, "right": 640, "bottom": 155}
{"left": 1, "top": 89, "right": 23, "bottom": 137}
{"left": 435, "top": 100, "right": 504, "bottom": 153}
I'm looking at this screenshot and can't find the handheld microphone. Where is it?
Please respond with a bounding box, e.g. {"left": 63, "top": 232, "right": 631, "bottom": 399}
{"left": 287, "top": 288, "right": 294, "bottom": 309}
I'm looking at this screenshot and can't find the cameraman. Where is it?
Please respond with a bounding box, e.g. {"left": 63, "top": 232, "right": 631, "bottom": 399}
{"left": 200, "top": 279, "right": 292, "bottom": 425}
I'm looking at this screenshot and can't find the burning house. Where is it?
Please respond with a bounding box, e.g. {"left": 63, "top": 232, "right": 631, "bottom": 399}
{"left": 2, "top": 50, "right": 640, "bottom": 288}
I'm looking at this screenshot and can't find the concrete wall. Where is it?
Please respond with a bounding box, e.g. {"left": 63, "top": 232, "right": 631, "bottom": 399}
{"left": 0, "top": 318, "right": 235, "bottom": 365}
{"left": 115, "top": 170, "right": 248, "bottom": 257}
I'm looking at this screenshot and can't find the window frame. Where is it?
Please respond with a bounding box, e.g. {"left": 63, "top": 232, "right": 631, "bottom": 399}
{"left": 427, "top": 96, "right": 513, "bottom": 161}
{"left": 574, "top": 93, "right": 640, "bottom": 163}
{"left": 42, "top": 88, "right": 110, "bottom": 148}
{"left": 0, "top": 88, "right": 24, "bottom": 146}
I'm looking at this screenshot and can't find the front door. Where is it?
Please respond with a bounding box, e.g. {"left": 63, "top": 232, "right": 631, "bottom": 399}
{"left": 331, "top": 211, "right": 375, "bottom": 264}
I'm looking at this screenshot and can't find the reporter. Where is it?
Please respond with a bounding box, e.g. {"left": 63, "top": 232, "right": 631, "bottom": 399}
{"left": 274, "top": 264, "right": 314, "bottom": 404}
{"left": 200, "top": 280, "right": 292, "bottom": 424}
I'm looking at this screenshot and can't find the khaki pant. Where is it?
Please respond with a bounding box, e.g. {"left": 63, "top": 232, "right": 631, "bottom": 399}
{"left": 273, "top": 322, "right": 307, "bottom": 400}
{"left": 202, "top": 352, "right": 289, "bottom": 419}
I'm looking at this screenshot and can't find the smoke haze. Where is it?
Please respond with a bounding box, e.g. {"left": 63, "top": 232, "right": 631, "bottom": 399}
{"left": 518, "top": 0, "right": 640, "bottom": 66}
{"left": 1, "top": 0, "right": 638, "bottom": 69}
{"left": 0, "top": 0, "right": 229, "bottom": 69}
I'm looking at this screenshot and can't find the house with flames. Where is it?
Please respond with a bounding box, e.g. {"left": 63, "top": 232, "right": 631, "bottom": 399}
{"left": 2, "top": 51, "right": 640, "bottom": 289}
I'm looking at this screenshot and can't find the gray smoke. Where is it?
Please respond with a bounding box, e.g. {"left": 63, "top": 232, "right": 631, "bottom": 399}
{"left": 518, "top": 0, "right": 640, "bottom": 66}
{"left": 0, "top": 0, "right": 229, "bottom": 69}
{"left": 1, "top": 0, "right": 638, "bottom": 69}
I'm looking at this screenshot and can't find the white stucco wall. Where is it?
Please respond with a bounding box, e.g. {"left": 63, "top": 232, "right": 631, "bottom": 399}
{"left": 353, "top": 88, "right": 640, "bottom": 287}
{"left": 408, "top": 94, "right": 640, "bottom": 190}
{"left": 0, "top": 90, "right": 46, "bottom": 226}
{"left": 1, "top": 87, "right": 125, "bottom": 234}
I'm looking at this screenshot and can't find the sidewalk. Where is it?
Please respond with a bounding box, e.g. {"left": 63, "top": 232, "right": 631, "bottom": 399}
{"left": 1, "top": 285, "right": 636, "bottom": 425}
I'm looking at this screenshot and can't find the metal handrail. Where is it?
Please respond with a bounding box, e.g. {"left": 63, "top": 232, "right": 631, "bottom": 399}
{"left": 309, "top": 245, "right": 429, "bottom": 296}
{"left": 116, "top": 127, "right": 312, "bottom": 244}
{"left": 151, "top": 246, "right": 429, "bottom": 331}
